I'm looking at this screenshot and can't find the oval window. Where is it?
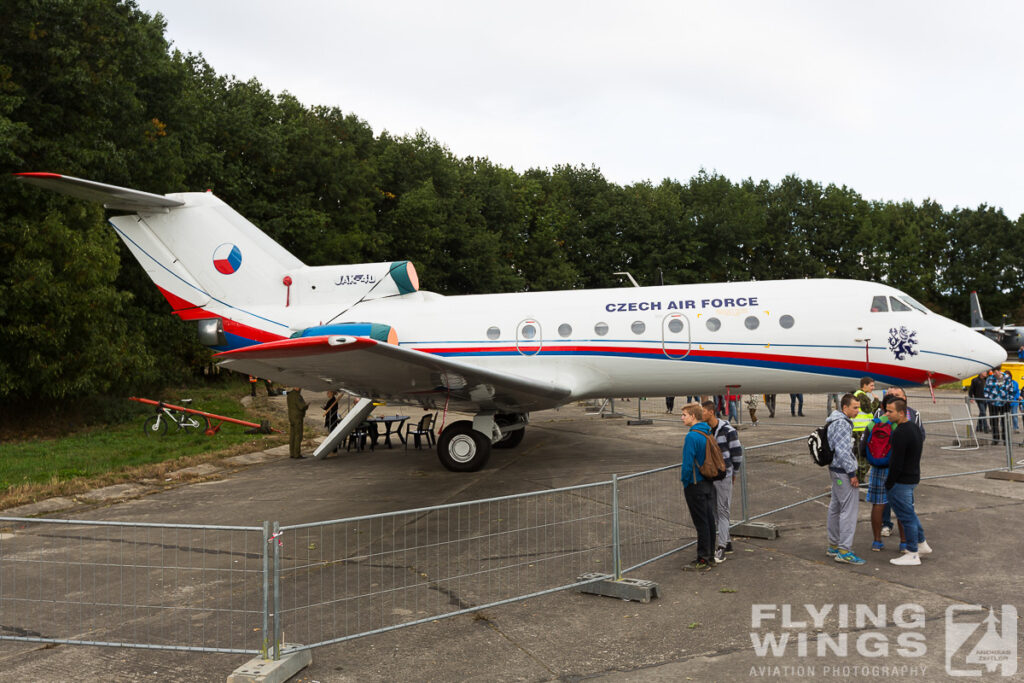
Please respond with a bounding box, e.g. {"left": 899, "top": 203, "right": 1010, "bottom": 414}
{"left": 667, "top": 318, "right": 684, "bottom": 333}
{"left": 706, "top": 317, "right": 721, "bottom": 332}
{"left": 779, "top": 314, "right": 794, "bottom": 329}
{"left": 594, "top": 322, "right": 609, "bottom": 336}
{"left": 521, "top": 324, "right": 537, "bottom": 339}
{"left": 744, "top": 316, "right": 759, "bottom": 330}
{"left": 558, "top": 323, "right": 572, "bottom": 338}
{"left": 486, "top": 326, "right": 500, "bottom": 340}
{"left": 631, "top": 321, "right": 646, "bottom": 335}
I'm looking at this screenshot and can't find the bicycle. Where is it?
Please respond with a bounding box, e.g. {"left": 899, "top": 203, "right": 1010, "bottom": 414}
{"left": 143, "top": 399, "right": 205, "bottom": 436}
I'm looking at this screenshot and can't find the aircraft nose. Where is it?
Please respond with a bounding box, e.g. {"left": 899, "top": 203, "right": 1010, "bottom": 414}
{"left": 975, "top": 331, "right": 1008, "bottom": 370}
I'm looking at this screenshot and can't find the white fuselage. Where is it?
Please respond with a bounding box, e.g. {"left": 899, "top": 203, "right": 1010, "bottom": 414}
{"left": 283, "top": 278, "right": 1001, "bottom": 398}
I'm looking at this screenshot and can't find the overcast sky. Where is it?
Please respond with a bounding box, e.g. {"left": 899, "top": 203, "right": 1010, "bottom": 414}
{"left": 137, "top": 0, "right": 1024, "bottom": 218}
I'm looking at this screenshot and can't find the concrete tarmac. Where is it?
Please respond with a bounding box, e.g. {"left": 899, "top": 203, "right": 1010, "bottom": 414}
{"left": 1, "top": 395, "right": 1022, "bottom": 682}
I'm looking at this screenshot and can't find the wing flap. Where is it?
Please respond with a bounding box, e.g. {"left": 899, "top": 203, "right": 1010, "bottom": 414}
{"left": 215, "top": 336, "right": 573, "bottom": 412}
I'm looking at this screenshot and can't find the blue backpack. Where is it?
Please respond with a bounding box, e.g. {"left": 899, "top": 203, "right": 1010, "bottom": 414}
{"left": 861, "top": 417, "right": 893, "bottom": 468}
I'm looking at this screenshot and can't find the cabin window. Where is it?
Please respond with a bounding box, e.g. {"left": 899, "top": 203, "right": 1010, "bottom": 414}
{"left": 594, "top": 322, "right": 609, "bottom": 336}
{"left": 889, "top": 296, "right": 911, "bottom": 312}
{"left": 521, "top": 324, "right": 537, "bottom": 339}
{"left": 871, "top": 295, "right": 889, "bottom": 312}
{"left": 667, "top": 318, "right": 684, "bottom": 333}
{"left": 745, "top": 316, "right": 760, "bottom": 330}
{"left": 706, "top": 317, "right": 721, "bottom": 332}
{"left": 486, "top": 326, "right": 500, "bottom": 340}
{"left": 631, "top": 321, "right": 646, "bottom": 335}
{"left": 558, "top": 323, "right": 572, "bottom": 338}
{"left": 779, "top": 314, "right": 795, "bottom": 329}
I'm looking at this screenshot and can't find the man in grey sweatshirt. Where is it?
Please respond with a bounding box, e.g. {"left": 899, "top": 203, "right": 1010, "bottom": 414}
{"left": 826, "top": 393, "right": 865, "bottom": 565}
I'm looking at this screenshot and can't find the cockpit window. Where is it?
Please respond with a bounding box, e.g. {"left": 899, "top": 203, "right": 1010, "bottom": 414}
{"left": 889, "top": 297, "right": 911, "bottom": 312}
{"left": 899, "top": 295, "right": 929, "bottom": 314}
{"left": 871, "top": 295, "right": 888, "bottom": 312}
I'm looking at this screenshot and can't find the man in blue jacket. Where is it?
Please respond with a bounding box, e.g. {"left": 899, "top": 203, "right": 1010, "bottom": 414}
{"left": 681, "top": 403, "right": 717, "bottom": 571}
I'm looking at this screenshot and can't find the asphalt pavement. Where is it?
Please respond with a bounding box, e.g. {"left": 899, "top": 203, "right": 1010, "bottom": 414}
{"left": 1, "top": 394, "right": 1022, "bottom": 682}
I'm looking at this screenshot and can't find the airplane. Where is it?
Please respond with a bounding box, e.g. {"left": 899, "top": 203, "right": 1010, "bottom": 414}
{"left": 969, "top": 291, "right": 1022, "bottom": 354}
{"left": 15, "top": 172, "right": 1006, "bottom": 471}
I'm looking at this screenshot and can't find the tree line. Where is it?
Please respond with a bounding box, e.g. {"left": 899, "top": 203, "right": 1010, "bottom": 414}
{"left": 2, "top": 0, "right": 1023, "bottom": 406}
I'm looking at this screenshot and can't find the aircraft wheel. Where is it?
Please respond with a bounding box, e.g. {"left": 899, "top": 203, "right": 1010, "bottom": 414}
{"left": 493, "top": 426, "right": 524, "bottom": 449}
{"left": 437, "top": 420, "right": 491, "bottom": 472}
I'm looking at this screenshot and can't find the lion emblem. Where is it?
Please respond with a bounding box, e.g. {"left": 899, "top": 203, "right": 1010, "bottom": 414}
{"left": 888, "top": 326, "right": 919, "bottom": 361}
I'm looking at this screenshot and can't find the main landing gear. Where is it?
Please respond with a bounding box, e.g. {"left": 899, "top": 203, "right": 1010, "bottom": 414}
{"left": 436, "top": 412, "right": 528, "bottom": 471}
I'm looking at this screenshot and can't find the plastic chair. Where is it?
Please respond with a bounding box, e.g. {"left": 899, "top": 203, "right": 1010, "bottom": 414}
{"left": 405, "top": 413, "right": 436, "bottom": 450}
{"left": 346, "top": 421, "right": 377, "bottom": 452}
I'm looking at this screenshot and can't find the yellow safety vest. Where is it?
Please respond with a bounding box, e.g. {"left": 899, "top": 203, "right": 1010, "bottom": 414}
{"left": 852, "top": 390, "right": 873, "bottom": 432}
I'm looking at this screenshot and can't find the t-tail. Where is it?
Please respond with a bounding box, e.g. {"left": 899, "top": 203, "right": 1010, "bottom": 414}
{"left": 969, "top": 291, "right": 992, "bottom": 329}
{"left": 14, "top": 173, "right": 419, "bottom": 350}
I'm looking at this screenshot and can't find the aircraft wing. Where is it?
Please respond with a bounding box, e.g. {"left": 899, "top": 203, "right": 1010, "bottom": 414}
{"left": 215, "top": 336, "right": 573, "bottom": 412}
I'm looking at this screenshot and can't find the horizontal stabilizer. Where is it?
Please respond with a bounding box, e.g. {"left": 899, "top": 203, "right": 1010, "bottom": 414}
{"left": 215, "top": 335, "right": 573, "bottom": 412}
{"left": 14, "top": 173, "right": 184, "bottom": 212}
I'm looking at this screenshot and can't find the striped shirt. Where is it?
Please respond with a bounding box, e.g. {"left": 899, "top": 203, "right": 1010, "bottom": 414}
{"left": 709, "top": 418, "right": 743, "bottom": 472}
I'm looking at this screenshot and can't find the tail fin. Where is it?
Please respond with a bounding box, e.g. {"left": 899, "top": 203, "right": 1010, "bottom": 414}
{"left": 970, "top": 291, "right": 991, "bottom": 328}
{"left": 16, "top": 173, "right": 421, "bottom": 350}
{"left": 17, "top": 173, "right": 300, "bottom": 345}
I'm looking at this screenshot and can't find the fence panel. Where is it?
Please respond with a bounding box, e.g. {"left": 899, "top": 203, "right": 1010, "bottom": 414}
{"left": 0, "top": 518, "right": 267, "bottom": 654}
{"left": 616, "top": 465, "right": 693, "bottom": 572}
{"left": 276, "top": 484, "right": 616, "bottom": 651}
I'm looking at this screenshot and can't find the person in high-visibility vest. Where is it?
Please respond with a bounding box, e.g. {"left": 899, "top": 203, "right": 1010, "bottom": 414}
{"left": 853, "top": 376, "right": 880, "bottom": 479}
{"left": 248, "top": 375, "right": 258, "bottom": 397}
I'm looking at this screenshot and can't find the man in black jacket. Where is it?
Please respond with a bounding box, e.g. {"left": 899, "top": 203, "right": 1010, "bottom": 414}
{"left": 885, "top": 399, "right": 932, "bottom": 566}
{"left": 968, "top": 370, "right": 990, "bottom": 434}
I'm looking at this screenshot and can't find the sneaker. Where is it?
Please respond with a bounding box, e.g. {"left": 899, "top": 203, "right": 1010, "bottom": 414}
{"left": 871, "top": 541, "right": 884, "bottom": 552}
{"left": 683, "top": 558, "right": 712, "bottom": 572}
{"left": 714, "top": 548, "right": 727, "bottom": 564}
{"left": 826, "top": 545, "right": 841, "bottom": 557}
{"left": 880, "top": 525, "right": 893, "bottom": 537}
{"left": 835, "top": 550, "right": 866, "bottom": 565}
{"left": 917, "top": 540, "right": 932, "bottom": 555}
{"left": 890, "top": 552, "right": 921, "bottom": 566}
{"left": 724, "top": 542, "right": 734, "bottom": 553}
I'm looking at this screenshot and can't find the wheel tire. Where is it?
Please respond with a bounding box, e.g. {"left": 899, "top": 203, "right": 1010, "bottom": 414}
{"left": 143, "top": 415, "right": 167, "bottom": 437}
{"left": 493, "top": 426, "right": 525, "bottom": 449}
{"left": 437, "top": 420, "right": 491, "bottom": 472}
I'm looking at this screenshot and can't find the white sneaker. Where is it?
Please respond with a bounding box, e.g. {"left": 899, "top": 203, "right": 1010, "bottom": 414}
{"left": 917, "top": 541, "right": 932, "bottom": 555}
{"left": 890, "top": 552, "right": 921, "bottom": 566}
{"left": 880, "top": 526, "right": 892, "bottom": 537}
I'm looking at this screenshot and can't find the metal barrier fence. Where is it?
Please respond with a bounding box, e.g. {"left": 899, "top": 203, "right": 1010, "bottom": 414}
{"left": 1, "top": 401, "right": 1019, "bottom": 660}
{"left": 0, "top": 519, "right": 268, "bottom": 654}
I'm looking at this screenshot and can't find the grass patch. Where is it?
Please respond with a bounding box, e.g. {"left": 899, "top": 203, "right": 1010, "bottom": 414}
{"left": 0, "top": 379, "right": 287, "bottom": 509}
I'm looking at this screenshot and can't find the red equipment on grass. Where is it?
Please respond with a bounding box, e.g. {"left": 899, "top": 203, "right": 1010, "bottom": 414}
{"left": 130, "top": 397, "right": 279, "bottom": 435}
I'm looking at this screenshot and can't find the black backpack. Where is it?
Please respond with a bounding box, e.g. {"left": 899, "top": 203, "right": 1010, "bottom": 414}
{"left": 808, "top": 424, "right": 835, "bottom": 467}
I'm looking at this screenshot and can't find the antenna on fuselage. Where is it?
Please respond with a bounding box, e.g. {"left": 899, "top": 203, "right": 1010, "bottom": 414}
{"left": 614, "top": 272, "right": 640, "bottom": 288}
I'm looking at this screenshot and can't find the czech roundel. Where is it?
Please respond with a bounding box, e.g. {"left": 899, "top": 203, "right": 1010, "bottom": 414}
{"left": 213, "top": 243, "right": 242, "bottom": 274}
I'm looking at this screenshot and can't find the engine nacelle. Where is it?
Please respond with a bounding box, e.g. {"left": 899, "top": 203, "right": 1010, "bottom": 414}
{"left": 293, "top": 323, "right": 398, "bottom": 345}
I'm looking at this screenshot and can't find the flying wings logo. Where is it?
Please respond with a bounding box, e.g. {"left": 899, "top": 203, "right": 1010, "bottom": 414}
{"left": 888, "top": 326, "right": 919, "bottom": 361}
{"left": 213, "top": 244, "right": 242, "bottom": 275}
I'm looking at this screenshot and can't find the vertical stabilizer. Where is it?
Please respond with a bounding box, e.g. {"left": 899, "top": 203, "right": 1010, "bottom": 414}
{"left": 970, "top": 291, "right": 991, "bottom": 328}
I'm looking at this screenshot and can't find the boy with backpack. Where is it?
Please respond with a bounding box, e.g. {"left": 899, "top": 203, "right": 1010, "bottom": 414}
{"left": 826, "top": 394, "right": 866, "bottom": 565}
{"left": 680, "top": 403, "right": 719, "bottom": 571}
{"left": 702, "top": 401, "right": 743, "bottom": 563}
